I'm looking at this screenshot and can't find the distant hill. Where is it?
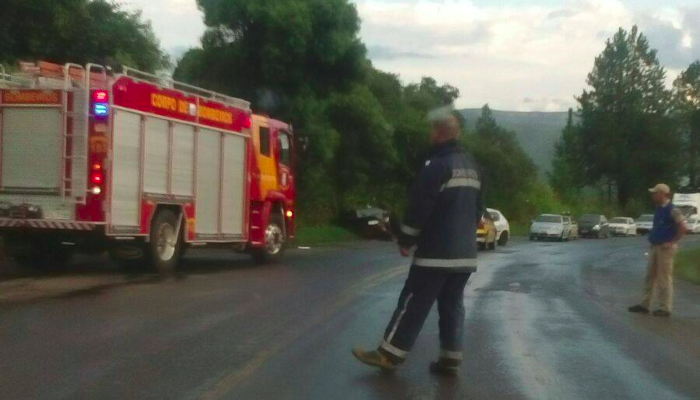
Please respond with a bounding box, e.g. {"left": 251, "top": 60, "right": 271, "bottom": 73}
{"left": 459, "top": 109, "right": 569, "bottom": 175}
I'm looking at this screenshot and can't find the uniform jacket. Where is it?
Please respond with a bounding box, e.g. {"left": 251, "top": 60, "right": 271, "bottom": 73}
{"left": 398, "top": 140, "right": 485, "bottom": 273}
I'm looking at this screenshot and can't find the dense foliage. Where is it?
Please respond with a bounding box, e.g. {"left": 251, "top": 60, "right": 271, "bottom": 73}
{"left": 461, "top": 105, "right": 540, "bottom": 221}
{"left": 0, "top": 0, "right": 168, "bottom": 72}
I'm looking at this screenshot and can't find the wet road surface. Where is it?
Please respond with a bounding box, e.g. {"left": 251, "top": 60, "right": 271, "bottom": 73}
{"left": 1, "top": 236, "right": 699, "bottom": 400}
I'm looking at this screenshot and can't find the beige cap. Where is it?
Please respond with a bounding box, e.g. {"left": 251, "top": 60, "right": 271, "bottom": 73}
{"left": 648, "top": 183, "right": 671, "bottom": 194}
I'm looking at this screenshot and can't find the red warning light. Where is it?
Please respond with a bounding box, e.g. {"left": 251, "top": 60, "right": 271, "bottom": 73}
{"left": 90, "top": 172, "right": 103, "bottom": 184}
{"left": 93, "top": 90, "right": 109, "bottom": 102}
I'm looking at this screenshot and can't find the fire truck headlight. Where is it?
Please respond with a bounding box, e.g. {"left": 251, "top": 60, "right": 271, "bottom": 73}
{"left": 90, "top": 186, "right": 102, "bottom": 195}
{"left": 285, "top": 210, "right": 294, "bottom": 218}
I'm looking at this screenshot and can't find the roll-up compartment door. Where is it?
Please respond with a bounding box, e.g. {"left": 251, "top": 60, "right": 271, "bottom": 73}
{"left": 1, "top": 108, "right": 62, "bottom": 191}
{"left": 221, "top": 134, "right": 246, "bottom": 236}
{"left": 171, "top": 123, "right": 195, "bottom": 197}
{"left": 143, "top": 118, "right": 169, "bottom": 195}
{"left": 111, "top": 110, "right": 141, "bottom": 227}
{"left": 195, "top": 129, "right": 222, "bottom": 235}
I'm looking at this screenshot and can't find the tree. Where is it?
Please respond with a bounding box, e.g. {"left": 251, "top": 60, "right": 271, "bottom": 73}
{"left": 175, "top": 0, "right": 375, "bottom": 223}
{"left": 550, "top": 109, "right": 585, "bottom": 201}
{"left": 464, "top": 105, "right": 537, "bottom": 219}
{"left": 575, "top": 26, "right": 680, "bottom": 206}
{"left": 0, "top": 0, "right": 168, "bottom": 72}
{"left": 404, "top": 77, "right": 460, "bottom": 110}
{"left": 176, "top": 0, "right": 366, "bottom": 113}
{"left": 673, "top": 60, "right": 700, "bottom": 187}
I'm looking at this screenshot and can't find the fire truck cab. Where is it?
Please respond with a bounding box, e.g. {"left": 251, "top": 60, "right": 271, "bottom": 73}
{"left": 0, "top": 61, "right": 295, "bottom": 272}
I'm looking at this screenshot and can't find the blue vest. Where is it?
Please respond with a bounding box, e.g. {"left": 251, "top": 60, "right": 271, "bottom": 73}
{"left": 649, "top": 203, "right": 677, "bottom": 245}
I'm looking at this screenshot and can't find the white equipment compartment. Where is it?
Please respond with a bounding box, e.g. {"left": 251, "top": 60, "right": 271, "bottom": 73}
{"left": 1, "top": 108, "right": 62, "bottom": 191}
{"left": 171, "top": 123, "right": 195, "bottom": 197}
{"left": 195, "top": 129, "right": 222, "bottom": 235}
{"left": 221, "top": 134, "right": 246, "bottom": 236}
{"left": 111, "top": 110, "right": 142, "bottom": 227}
{"left": 143, "top": 117, "right": 169, "bottom": 194}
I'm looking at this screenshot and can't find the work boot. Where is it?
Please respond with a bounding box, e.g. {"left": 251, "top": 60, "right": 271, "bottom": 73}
{"left": 352, "top": 348, "right": 397, "bottom": 371}
{"left": 429, "top": 358, "right": 461, "bottom": 377}
{"left": 627, "top": 304, "right": 650, "bottom": 314}
{"left": 652, "top": 309, "right": 671, "bottom": 317}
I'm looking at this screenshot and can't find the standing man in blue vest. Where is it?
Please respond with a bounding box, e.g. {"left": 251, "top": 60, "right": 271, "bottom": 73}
{"left": 352, "top": 108, "right": 485, "bottom": 376}
{"left": 629, "top": 183, "right": 687, "bottom": 317}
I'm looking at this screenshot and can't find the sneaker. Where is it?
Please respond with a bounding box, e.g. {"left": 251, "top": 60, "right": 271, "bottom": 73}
{"left": 429, "top": 360, "right": 460, "bottom": 376}
{"left": 352, "top": 348, "right": 397, "bottom": 371}
{"left": 628, "top": 305, "right": 650, "bottom": 314}
{"left": 652, "top": 309, "right": 671, "bottom": 317}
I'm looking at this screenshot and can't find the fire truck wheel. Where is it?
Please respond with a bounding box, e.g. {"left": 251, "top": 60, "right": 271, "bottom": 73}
{"left": 252, "top": 213, "right": 286, "bottom": 264}
{"left": 147, "top": 210, "right": 182, "bottom": 274}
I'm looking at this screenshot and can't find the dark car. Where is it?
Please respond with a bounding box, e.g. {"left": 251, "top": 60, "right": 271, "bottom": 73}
{"left": 578, "top": 214, "right": 610, "bottom": 238}
{"left": 347, "top": 207, "right": 393, "bottom": 241}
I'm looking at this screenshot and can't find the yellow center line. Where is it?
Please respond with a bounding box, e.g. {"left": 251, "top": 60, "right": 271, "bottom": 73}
{"left": 195, "top": 264, "right": 409, "bottom": 400}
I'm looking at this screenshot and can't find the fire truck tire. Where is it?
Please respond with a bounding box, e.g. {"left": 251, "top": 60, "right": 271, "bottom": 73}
{"left": 252, "top": 213, "right": 286, "bottom": 264}
{"left": 147, "top": 210, "right": 182, "bottom": 274}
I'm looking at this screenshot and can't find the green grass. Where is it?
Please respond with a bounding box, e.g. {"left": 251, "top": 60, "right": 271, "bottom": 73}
{"left": 293, "top": 225, "right": 360, "bottom": 246}
{"left": 676, "top": 246, "right": 700, "bottom": 285}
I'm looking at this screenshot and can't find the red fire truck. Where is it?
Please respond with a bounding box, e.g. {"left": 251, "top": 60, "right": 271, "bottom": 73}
{"left": 0, "top": 61, "right": 295, "bottom": 272}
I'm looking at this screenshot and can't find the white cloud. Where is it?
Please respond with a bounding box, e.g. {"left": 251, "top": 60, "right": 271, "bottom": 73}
{"left": 356, "top": 0, "right": 699, "bottom": 111}
{"left": 121, "top": 0, "right": 206, "bottom": 56}
{"left": 119, "top": 0, "right": 699, "bottom": 111}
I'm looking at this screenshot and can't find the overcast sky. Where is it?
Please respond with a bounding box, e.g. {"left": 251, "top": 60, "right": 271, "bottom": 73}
{"left": 122, "top": 0, "right": 700, "bottom": 111}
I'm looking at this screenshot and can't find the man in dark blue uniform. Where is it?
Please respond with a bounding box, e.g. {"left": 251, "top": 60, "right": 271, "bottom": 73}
{"left": 352, "top": 108, "right": 485, "bottom": 376}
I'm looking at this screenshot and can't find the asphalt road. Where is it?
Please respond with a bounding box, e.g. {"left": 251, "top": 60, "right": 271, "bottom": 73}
{"left": 1, "top": 235, "right": 699, "bottom": 400}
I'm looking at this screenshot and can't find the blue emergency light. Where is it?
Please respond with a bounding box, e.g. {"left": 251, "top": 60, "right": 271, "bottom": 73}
{"left": 94, "top": 103, "right": 109, "bottom": 117}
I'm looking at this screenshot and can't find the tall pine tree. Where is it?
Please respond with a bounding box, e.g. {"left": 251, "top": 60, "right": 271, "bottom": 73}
{"left": 673, "top": 60, "right": 700, "bottom": 187}
{"left": 550, "top": 109, "right": 584, "bottom": 201}
{"left": 576, "top": 26, "right": 680, "bottom": 206}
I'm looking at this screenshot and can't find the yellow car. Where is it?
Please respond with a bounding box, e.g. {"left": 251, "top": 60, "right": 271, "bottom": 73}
{"left": 477, "top": 217, "right": 498, "bottom": 250}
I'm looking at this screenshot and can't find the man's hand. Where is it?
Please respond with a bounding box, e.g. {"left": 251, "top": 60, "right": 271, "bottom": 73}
{"left": 399, "top": 246, "right": 412, "bottom": 257}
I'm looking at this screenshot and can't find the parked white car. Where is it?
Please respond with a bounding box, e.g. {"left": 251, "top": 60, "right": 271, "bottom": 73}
{"left": 487, "top": 208, "right": 510, "bottom": 246}
{"left": 609, "top": 217, "right": 637, "bottom": 237}
{"left": 565, "top": 215, "right": 579, "bottom": 240}
{"left": 636, "top": 214, "right": 654, "bottom": 234}
{"left": 686, "top": 215, "right": 700, "bottom": 234}
{"left": 529, "top": 214, "right": 572, "bottom": 241}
